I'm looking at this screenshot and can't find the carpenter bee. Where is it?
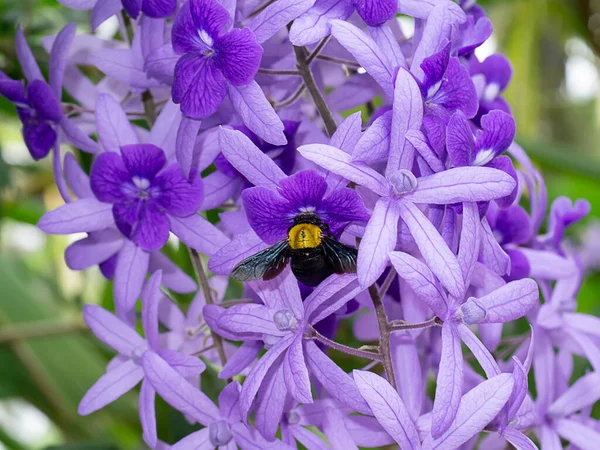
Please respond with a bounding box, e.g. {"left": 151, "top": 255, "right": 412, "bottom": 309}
{"left": 231, "top": 213, "right": 358, "bottom": 286}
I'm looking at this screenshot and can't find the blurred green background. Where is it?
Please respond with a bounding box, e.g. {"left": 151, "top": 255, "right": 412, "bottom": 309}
{"left": 0, "top": 0, "right": 599, "bottom": 449}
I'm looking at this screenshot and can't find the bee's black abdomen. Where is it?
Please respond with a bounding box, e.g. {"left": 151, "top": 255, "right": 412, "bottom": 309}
{"left": 290, "top": 248, "right": 333, "bottom": 287}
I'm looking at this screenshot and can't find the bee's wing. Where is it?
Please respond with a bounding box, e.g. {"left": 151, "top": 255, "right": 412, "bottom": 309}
{"left": 322, "top": 236, "right": 358, "bottom": 274}
{"left": 231, "top": 240, "right": 290, "bottom": 282}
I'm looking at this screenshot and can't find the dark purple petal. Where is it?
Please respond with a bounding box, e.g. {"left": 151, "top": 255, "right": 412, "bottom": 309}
{"left": 353, "top": 0, "right": 397, "bottom": 26}
{"left": 422, "top": 105, "right": 450, "bottom": 156}
{"left": 122, "top": 0, "right": 142, "bottom": 18}
{"left": 470, "top": 54, "right": 513, "bottom": 91}
{"left": 22, "top": 118, "right": 56, "bottom": 160}
{"left": 27, "top": 80, "right": 62, "bottom": 121}
{"left": 214, "top": 28, "right": 262, "bottom": 86}
{"left": 494, "top": 205, "right": 531, "bottom": 246}
{"left": 505, "top": 249, "right": 530, "bottom": 282}
{"left": 242, "top": 186, "right": 294, "bottom": 244}
{"left": 171, "top": 1, "right": 200, "bottom": 53}
{"left": 430, "top": 58, "right": 478, "bottom": 118}
{"left": 189, "top": 0, "right": 230, "bottom": 38}
{"left": 142, "top": 0, "right": 176, "bottom": 17}
{"left": 0, "top": 74, "right": 26, "bottom": 103}
{"left": 278, "top": 170, "right": 327, "bottom": 212}
{"left": 487, "top": 155, "right": 518, "bottom": 208}
{"left": 172, "top": 55, "right": 227, "bottom": 120}
{"left": 318, "top": 187, "right": 370, "bottom": 236}
{"left": 446, "top": 113, "right": 474, "bottom": 167}
{"left": 420, "top": 43, "right": 451, "bottom": 96}
{"left": 114, "top": 203, "right": 170, "bottom": 251}
{"left": 120, "top": 144, "right": 166, "bottom": 181}
{"left": 154, "top": 164, "right": 203, "bottom": 216}
{"left": 90, "top": 152, "right": 131, "bottom": 203}
{"left": 456, "top": 16, "right": 492, "bottom": 56}
{"left": 473, "top": 110, "right": 515, "bottom": 164}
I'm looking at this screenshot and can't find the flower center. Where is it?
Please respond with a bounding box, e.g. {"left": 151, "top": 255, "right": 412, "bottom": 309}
{"left": 132, "top": 176, "right": 151, "bottom": 200}
{"left": 456, "top": 297, "right": 487, "bottom": 325}
{"left": 286, "top": 410, "right": 300, "bottom": 425}
{"left": 273, "top": 309, "right": 297, "bottom": 331}
{"left": 472, "top": 149, "right": 495, "bottom": 167}
{"left": 209, "top": 420, "right": 233, "bottom": 446}
{"left": 389, "top": 170, "right": 418, "bottom": 197}
{"left": 196, "top": 29, "right": 215, "bottom": 57}
{"left": 130, "top": 344, "right": 148, "bottom": 364}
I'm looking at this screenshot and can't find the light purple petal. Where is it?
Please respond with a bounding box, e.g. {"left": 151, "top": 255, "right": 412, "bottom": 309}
{"left": 239, "top": 334, "right": 295, "bottom": 419}
{"left": 353, "top": 370, "right": 421, "bottom": 449}
{"left": 159, "top": 350, "right": 207, "bottom": 378}
{"left": 330, "top": 20, "right": 394, "bottom": 97}
{"left": 114, "top": 240, "right": 150, "bottom": 312}
{"left": 148, "top": 252, "right": 196, "bottom": 294}
{"left": 345, "top": 415, "right": 396, "bottom": 448}
{"left": 49, "top": 23, "right": 76, "bottom": 99}
{"left": 255, "top": 361, "right": 287, "bottom": 440}
{"left": 65, "top": 230, "right": 123, "bottom": 271}
{"left": 549, "top": 372, "right": 600, "bottom": 418}
{"left": 289, "top": 0, "right": 354, "bottom": 46}
{"left": 218, "top": 303, "right": 287, "bottom": 337}
{"left": 398, "top": 200, "right": 464, "bottom": 298}
{"left": 15, "top": 26, "right": 44, "bottom": 82}
{"left": 230, "top": 422, "right": 291, "bottom": 450}
{"left": 388, "top": 251, "right": 447, "bottom": 317}
{"left": 554, "top": 418, "right": 600, "bottom": 450}
{"left": 298, "top": 144, "right": 388, "bottom": 196}
{"left": 431, "top": 322, "right": 463, "bottom": 438}
{"left": 457, "top": 202, "right": 481, "bottom": 284}
{"left": 424, "top": 373, "right": 514, "bottom": 450}
{"left": 142, "top": 352, "right": 220, "bottom": 426}
{"left": 368, "top": 25, "right": 407, "bottom": 70}
{"left": 219, "top": 127, "right": 286, "bottom": 189}
{"left": 220, "top": 341, "right": 263, "bottom": 379}
{"left": 171, "top": 429, "right": 211, "bottom": 450}
{"left": 83, "top": 304, "right": 145, "bottom": 354}
{"left": 96, "top": 94, "right": 139, "bottom": 152}
{"left": 169, "top": 214, "right": 230, "bottom": 257}
{"left": 208, "top": 229, "right": 268, "bottom": 276}
{"left": 405, "top": 129, "right": 445, "bottom": 173}
{"left": 304, "top": 273, "right": 360, "bottom": 322}
{"left": 456, "top": 324, "right": 500, "bottom": 378}
{"left": 480, "top": 218, "right": 511, "bottom": 276}
{"left": 538, "top": 425, "right": 562, "bottom": 450}
{"left": 388, "top": 67, "right": 423, "bottom": 176}
{"left": 283, "top": 336, "right": 312, "bottom": 404}
{"left": 353, "top": 110, "right": 392, "bottom": 163}
{"left": 140, "top": 379, "right": 157, "bottom": 448}
{"left": 411, "top": 5, "right": 456, "bottom": 81}
{"left": 249, "top": 0, "right": 316, "bottom": 43}
{"left": 503, "top": 427, "right": 538, "bottom": 450}
{"left": 78, "top": 359, "right": 144, "bottom": 415}
{"left": 304, "top": 340, "right": 371, "bottom": 414}
{"left": 60, "top": 117, "right": 100, "bottom": 154}
{"left": 358, "top": 197, "right": 401, "bottom": 288}
{"left": 322, "top": 404, "right": 359, "bottom": 450}
{"left": 228, "top": 80, "right": 287, "bottom": 146}
{"left": 391, "top": 334, "right": 423, "bottom": 421}
{"left": 37, "top": 198, "right": 114, "bottom": 234}
{"left": 142, "top": 271, "right": 162, "bottom": 350}
{"left": 477, "top": 279, "right": 538, "bottom": 324}
{"left": 201, "top": 171, "right": 243, "bottom": 210}
{"left": 520, "top": 248, "right": 577, "bottom": 280}
{"left": 175, "top": 117, "right": 201, "bottom": 178}
{"left": 404, "top": 167, "right": 516, "bottom": 204}
{"left": 91, "top": 0, "right": 122, "bottom": 30}
{"left": 330, "top": 111, "right": 363, "bottom": 153}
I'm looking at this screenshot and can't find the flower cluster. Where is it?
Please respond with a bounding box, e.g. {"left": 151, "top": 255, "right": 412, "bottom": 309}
{"left": 4, "top": 0, "right": 597, "bottom": 448}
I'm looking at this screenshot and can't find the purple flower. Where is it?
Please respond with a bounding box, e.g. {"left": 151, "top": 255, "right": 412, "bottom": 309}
{"left": 142, "top": 351, "right": 293, "bottom": 449}
{"left": 0, "top": 25, "right": 98, "bottom": 162}
{"left": 470, "top": 54, "right": 513, "bottom": 124}
{"left": 446, "top": 109, "right": 518, "bottom": 207}
{"left": 90, "top": 143, "right": 202, "bottom": 252}
{"left": 171, "top": 0, "right": 262, "bottom": 120}
{"left": 210, "top": 271, "right": 369, "bottom": 439}
{"left": 290, "top": 0, "right": 398, "bottom": 46}
{"left": 78, "top": 271, "right": 206, "bottom": 448}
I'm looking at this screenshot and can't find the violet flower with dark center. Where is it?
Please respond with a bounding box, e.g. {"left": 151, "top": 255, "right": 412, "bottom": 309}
{"left": 446, "top": 109, "right": 518, "bottom": 207}
{"left": 121, "top": 0, "right": 176, "bottom": 19}
{"left": 171, "top": 0, "right": 263, "bottom": 119}
{"left": 90, "top": 143, "right": 203, "bottom": 252}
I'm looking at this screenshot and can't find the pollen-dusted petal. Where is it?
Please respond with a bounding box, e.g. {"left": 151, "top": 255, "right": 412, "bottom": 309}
{"left": 242, "top": 186, "right": 293, "bottom": 244}
{"left": 173, "top": 55, "right": 227, "bottom": 120}
{"left": 353, "top": 0, "right": 397, "bottom": 26}
{"left": 214, "top": 28, "right": 262, "bottom": 86}
{"left": 120, "top": 143, "right": 167, "bottom": 181}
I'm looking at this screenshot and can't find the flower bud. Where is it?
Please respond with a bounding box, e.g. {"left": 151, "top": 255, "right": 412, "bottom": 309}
{"left": 389, "top": 169, "right": 418, "bottom": 196}
{"left": 273, "top": 309, "right": 297, "bottom": 331}
{"left": 458, "top": 298, "right": 487, "bottom": 324}
{"left": 209, "top": 420, "right": 233, "bottom": 446}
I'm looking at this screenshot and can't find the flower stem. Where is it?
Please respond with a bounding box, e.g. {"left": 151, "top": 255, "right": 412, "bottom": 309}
{"left": 293, "top": 45, "right": 338, "bottom": 137}
{"left": 258, "top": 68, "right": 301, "bottom": 76}
{"left": 306, "top": 35, "right": 332, "bottom": 65}
{"left": 306, "top": 326, "right": 382, "bottom": 361}
{"left": 142, "top": 90, "right": 156, "bottom": 128}
{"left": 274, "top": 84, "right": 306, "bottom": 109}
{"left": 188, "top": 248, "right": 229, "bottom": 367}
{"left": 378, "top": 268, "right": 397, "bottom": 298}
{"left": 389, "top": 317, "right": 442, "bottom": 331}
{"left": 368, "top": 284, "right": 397, "bottom": 390}
{"left": 0, "top": 318, "right": 88, "bottom": 344}
{"left": 316, "top": 55, "right": 361, "bottom": 68}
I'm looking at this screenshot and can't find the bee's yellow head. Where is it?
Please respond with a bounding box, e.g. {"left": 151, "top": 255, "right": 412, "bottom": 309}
{"left": 288, "top": 223, "right": 322, "bottom": 250}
